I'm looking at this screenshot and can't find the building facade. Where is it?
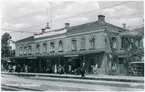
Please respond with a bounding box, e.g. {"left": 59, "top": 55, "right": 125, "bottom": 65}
{"left": 14, "top": 15, "right": 143, "bottom": 75}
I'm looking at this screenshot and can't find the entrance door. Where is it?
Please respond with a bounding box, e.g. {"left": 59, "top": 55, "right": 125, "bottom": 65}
{"left": 119, "top": 58, "right": 126, "bottom": 74}
{"left": 72, "top": 58, "right": 81, "bottom": 70}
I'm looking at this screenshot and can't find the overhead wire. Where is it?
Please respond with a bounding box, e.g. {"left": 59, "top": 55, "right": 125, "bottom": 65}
{"left": 2, "top": 3, "right": 66, "bottom": 23}
{"left": 2, "top": 1, "right": 143, "bottom": 34}
{"left": 2, "top": 1, "right": 132, "bottom": 33}
{"left": 2, "top": 12, "right": 143, "bottom": 34}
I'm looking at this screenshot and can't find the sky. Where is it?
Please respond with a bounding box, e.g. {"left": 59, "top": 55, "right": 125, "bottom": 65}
{"left": 1, "top": 0, "right": 144, "bottom": 43}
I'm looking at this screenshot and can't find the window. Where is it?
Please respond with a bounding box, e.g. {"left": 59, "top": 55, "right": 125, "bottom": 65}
{"left": 89, "top": 38, "right": 95, "bottom": 49}
{"left": 19, "top": 46, "right": 22, "bottom": 55}
{"left": 59, "top": 40, "right": 63, "bottom": 52}
{"left": 72, "top": 39, "right": 77, "bottom": 51}
{"left": 28, "top": 46, "right": 32, "bottom": 54}
{"left": 81, "top": 38, "right": 86, "bottom": 50}
{"left": 24, "top": 46, "right": 27, "bottom": 54}
{"left": 36, "top": 44, "right": 40, "bottom": 54}
{"left": 112, "top": 37, "right": 117, "bottom": 49}
{"left": 121, "top": 37, "right": 125, "bottom": 49}
{"left": 43, "top": 43, "right": 47, "bottom": 53}
{"left": 121, "top": 37, "right": 130, "bottom": 49}
{"left": 138, "top": 39, "right": 141, "bottom": 48}
{"left": 50, "top": 42, "right": 55, "bottom": 52}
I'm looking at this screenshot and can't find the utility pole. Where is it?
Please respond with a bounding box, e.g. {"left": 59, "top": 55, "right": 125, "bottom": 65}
{"left": 48, "top": 1, "right": 52, "bottom": 30}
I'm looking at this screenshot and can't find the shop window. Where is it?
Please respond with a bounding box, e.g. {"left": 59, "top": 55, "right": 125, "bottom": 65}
{"left": 81, "top": 38, "right": 86, "bottom": 50}
{"left": 72, "top": 39, "right": 77, "bottom": 51}
{"left": 89, "top": 37, "right": 95, "bottom": 49}
{"left": 36, "top": 44, "right": 40, "bottom": 54}
{"left": 50, "top": 42, "right": 55, "bottom": 52}
{"left": 43, "top": 43, "right": 47, "bottom": 53}
{"left": 59, "top": 40, "right": 63, "bottom": 52}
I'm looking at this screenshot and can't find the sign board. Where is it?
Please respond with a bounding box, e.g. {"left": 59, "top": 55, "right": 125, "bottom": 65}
{"left": 64, "top": 55, "right": 79, "bottom": 57}
{"left": 28, "top": 57, "right": 37, "bottom": 59}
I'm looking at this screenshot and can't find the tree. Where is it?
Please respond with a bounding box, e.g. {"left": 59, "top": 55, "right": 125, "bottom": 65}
{"left": 124, "top": 35, "right": 144, "bottom": 75}
{"left": 1, "top": 32, "right": 12, "bottom": 57}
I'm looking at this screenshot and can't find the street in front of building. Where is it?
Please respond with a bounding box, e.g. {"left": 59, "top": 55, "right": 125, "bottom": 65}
{"left": 1, "top": 74, "right": 144, "bottom": 91}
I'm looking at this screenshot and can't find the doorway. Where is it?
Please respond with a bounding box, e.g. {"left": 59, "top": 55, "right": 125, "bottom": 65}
{"left": 72, "top": 58, "right": 81, "bottom": 70}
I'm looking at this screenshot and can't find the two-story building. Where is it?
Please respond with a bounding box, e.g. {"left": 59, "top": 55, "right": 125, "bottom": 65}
{"left": 15, "top": 15, "right": 132, "bottom": 74}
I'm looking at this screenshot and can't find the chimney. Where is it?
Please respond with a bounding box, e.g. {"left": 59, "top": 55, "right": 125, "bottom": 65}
{"left": 98, "top": 15, "right": 105, "bottom": 22}
{"left": 65, "top": 23, "right": 70, "bottom": 29}
{"left": 41, "top": 28, "right": 45, "bottom": 33}
{"left": 122, "top": 23, "right": 126, "bottom": 29}
{"left": 45, "top": 22, "right": 50, "bottom": 29}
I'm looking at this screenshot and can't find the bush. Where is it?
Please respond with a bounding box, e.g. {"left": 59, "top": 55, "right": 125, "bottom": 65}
{"left": 108, "top": 67, "right": 118, "bottom": 75}
{"left": 126, "top": 63, "right": 144, "bottom": 76}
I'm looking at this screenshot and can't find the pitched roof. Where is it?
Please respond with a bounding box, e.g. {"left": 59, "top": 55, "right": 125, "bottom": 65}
{"left": 16, "top": 20, "right": 128, "bottom": 44}
{"left": 67, "top": 21, "right": 127, "bottom": 34}
{"left": 15, "top": 28, "right": 66, "bottom": 43}
{"left": 15, "top": 36, "right": 34, "bottom": 44}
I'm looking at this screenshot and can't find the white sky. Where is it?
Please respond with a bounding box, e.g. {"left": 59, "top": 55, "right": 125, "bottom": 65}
{"left": 1, "top": 0, "right": 144, "bottom": 42}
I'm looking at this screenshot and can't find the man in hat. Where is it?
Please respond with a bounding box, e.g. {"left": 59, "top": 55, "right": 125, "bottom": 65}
{"left": 80, "top": 63, "right": 86, "bottom": 77}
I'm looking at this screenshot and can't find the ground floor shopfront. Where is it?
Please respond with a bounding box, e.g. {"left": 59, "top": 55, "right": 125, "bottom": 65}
{"left": 14, "top": 52, "right": 112, "bottom": 75}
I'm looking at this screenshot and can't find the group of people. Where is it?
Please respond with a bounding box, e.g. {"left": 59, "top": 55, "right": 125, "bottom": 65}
{"left": 8, "top": 64, "right": 28, "bottom": 73}
{"left": 41, "top": 63, "right": 86, "bottom": 77}
{"left": 7, "top": 62, "right": 86, "bottom": 77}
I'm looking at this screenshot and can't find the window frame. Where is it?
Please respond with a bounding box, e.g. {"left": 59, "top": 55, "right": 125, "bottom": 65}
{"left": 58, "top": 40, "right": 63, "bottom": 52}
{"left": 72, "top": 39, "right": 77, "bottom": 51}
{"left": 28, "top": 45, "right": 32, "bottom": 54}
{"left": 43, "top": 43, "right": 47, "bottom": 53}
{"left": 89, "top": 37, "right": 95, "bottom": 50}
{"left": 24, "top": 46, "right": 27, "bottom": 55}
{"left": 80, "top": 38, "right": 86, "bottom": 50}
{"left": 50, "top": 42, "right": 55, "bottom": 53}
{"left": 19, "top": 46, "right": 22, "bottom": 55}
{"left": 112, "top": 37, "right": 117, "bottom": 49}
{"left": 36, "top": 44, "right": 40, "bottom": 54}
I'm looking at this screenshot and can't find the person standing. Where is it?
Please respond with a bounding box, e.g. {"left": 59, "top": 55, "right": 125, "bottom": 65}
{"left": 16, "top": 64, "right": 20, "bottom": 74}
{"left": 68, "top": 64, "right": 72, "bottom": 74}
{"left": 13, "top": 65, "right": 16, "bottom": 72}
{"left": 80, "top": 63, "right": 86, "bottom": 78}
{"left": 25, "top": 65, "right": 28, "bottom": 73}
{"left": 54, "top": 64, "right": 57, "bottom": 74}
